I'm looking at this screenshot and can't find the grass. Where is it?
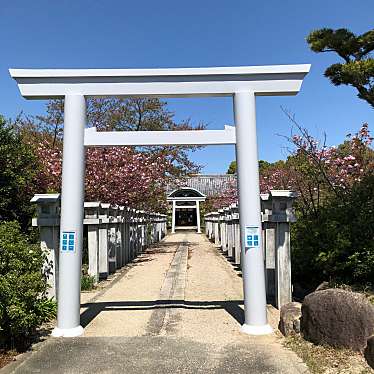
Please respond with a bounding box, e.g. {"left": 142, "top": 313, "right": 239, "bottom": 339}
{"left": 284, "top": 335, "right": 373, "bottom": 374}
{"left": 327, "top": 283, "right": 374, "bottom": 305}
{"left": 81, "top": 274, "right": 96, "bottom": 291}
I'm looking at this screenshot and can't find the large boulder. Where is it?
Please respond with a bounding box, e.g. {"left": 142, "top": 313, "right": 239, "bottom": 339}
{"left": 279, "top": 302, "right": 302, "bottom": 336}
{"left": 301, "top": 289, "right": 374, "bottom": 352}
{"left": 364, "top": 335, "right": 374, "bottom": 369}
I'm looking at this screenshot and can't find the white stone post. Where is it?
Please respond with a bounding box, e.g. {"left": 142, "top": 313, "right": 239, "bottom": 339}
{"left": 98, "top": 203, "right": 110, "bottom": 279}
{"left": 135, "top": 210, "right": 141, "bottom": 253}
{"left": 133, "top": 209, "right": 137, "bottom": 255}
{"left": 210, "top": 214, "right": 214, "bottom": 240}
{"left": 209, "top": 214, "right": 213, "bottom": 239}
{"left": 152, "top": 212, "right": 156, "bottom": 243}
{"left": 171, "top": 200, "right": 176, "bottom": 233}
{"left": 231, "top": 204, "right": 241, "bottom": 266}
{"left": 129, "top": 209, "right": 135, "bottom": 260}
{"left": 159, "top": 214, "right": 162, "bottom": 239}
{"left": 149, "top": 212, "right": 153, "bottom": 244}
{"left": 159, "top": 214, "right": 163, "bottom": 241}
{"left": 226, "top": 206, "right": 233, "bottom": 258}
{"left": 119, "top": 206, "right": 125, "bottom": 267}
{"left": 196, "top": 200, "right": 201, "bottom": 233}
{"left": 144, "top": 212, "right": 149, "bottom": 248}
{"left": 213, "top": 212, "right": 220, "bottom": 246}
{"left": 108, "top": 205, "right": 117, "bottom": 274}
{"left": 131, "top": 209, "right": 135, "bottom": 256}
{"left": 52, "top": 95, "right": 86, "bottom": 338}
{"left": 116, "top": 208, "right": 123, "bottom": 269}
{"left": 139, "top": 212, "right": 142, "bottom": 249}
{"left": 234, "top": 91, "right": 272, "bottom": 335}
{"left": 139, "top": 211, "right": 144, "bottom": 251}
{"left": 135, "top": 210, "right": 140, "bottom": 254}
{"left": 163, "top": 214, "right": 167, "bottom": 237}
{"left": 84, "top": 202, "right": 101, "bottom": 284}
{"left": 139, "top": 211, "right": 144, "bottom": 250}
{"left": 123, "top": 207, "right": 130, "bottom": 264}
{"left": 219, "top": 209, "right": 225, "bottom": 250}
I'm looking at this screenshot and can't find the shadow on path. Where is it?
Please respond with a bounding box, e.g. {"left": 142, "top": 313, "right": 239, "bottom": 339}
{"left": 81, "top": 299, "right": 244, "bottom": 328}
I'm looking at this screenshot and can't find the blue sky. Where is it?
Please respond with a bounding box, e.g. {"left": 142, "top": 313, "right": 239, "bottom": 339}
{"left": 0, "top": 1, "right": 373, "bottom": 173}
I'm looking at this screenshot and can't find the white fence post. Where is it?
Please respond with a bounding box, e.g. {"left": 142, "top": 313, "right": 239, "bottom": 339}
{"left": 84, "top": 202, "right": 101, "bottom": 284}
{"left": 213, "top": 212, "right": 220, "bottom": 245}
{"left": 108, "top": 205, "right": 118, "bottom": 274}
{"left": 219, "top": 209, "right": 225, "bottom": 251}
{"left": 225, "top": 207, "right": 233, "bottom": 258}
{"left": 98, "top": 203, "right": 110, "bottom": 279}
{"left": 231, "top": 204, "right": 241, "bottom": 266}
{"left": 123, "top": 207, "right": 131, "bottom": 264}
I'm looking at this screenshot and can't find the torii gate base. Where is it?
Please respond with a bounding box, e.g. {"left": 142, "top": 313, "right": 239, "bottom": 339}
{"left": 10, "top": 65, "right": 310, "bottom": 337}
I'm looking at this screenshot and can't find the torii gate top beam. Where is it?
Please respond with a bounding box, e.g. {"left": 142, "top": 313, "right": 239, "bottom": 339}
{"left": 9, "top": 64, "right": 310, "bottom": 99}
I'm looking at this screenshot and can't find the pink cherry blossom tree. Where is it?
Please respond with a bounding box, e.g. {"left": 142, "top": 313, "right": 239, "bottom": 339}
{"left": 32, "top": 141, "right": 172, "bottom": 211}
{"left": 17, "top": 97, "right": 208, "bottom": 212}
{"left": 210, "top": 123, "right": 373, "bottom": 212}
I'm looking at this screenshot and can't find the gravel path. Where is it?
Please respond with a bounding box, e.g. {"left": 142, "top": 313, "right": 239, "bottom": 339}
{"left": 3, "top": 231, "right": 309, "bottom": 374}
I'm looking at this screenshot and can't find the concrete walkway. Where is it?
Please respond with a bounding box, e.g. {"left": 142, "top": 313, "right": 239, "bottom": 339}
{"left": 5, "top": 232, "right": 308, "bottom": 374}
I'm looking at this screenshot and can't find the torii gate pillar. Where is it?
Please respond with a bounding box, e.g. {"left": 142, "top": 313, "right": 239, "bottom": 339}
{"left": 234, "top": 91, "right": 272, "bottom": 334}
{"left": 52, "top": 95, "right": 86, "bottom": 337}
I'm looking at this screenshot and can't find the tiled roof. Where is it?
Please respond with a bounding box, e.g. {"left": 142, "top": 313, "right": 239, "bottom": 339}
{"left": 167, "top": 174, "right": 237, "bottom": 197}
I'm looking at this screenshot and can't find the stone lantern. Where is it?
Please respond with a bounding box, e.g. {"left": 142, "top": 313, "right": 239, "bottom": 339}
{"left": 31, "top": 193, "right": 61, "bottom": 299}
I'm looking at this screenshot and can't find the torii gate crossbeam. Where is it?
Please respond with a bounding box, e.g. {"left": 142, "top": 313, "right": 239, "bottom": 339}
{"left": 10, "top": 64, "right": 310, "bottom": 338}
{"left": 84, "top": 125, "right": 236, "bottom": 146}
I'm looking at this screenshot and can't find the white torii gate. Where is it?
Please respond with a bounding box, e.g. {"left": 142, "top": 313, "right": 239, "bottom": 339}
{"left": 10, "top": 64, "right": 310, "bottom": 338}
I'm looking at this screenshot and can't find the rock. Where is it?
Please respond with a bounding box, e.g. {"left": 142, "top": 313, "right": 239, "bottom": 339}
{"left": 301, "top": 289, "right": 374, "bottom": 352}
{"left": 315, "top": 281, "right": 330, "bottom": 291}
{"left": 364, "top": 335, "right": 374, "bottom": 369}
{"left": 279, "top": 302, "right": 302, "bottom": 336}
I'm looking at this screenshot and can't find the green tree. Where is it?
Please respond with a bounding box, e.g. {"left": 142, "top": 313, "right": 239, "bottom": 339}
{"left": 291, "top": 174, "right": 374, "bottom": 289}
{"left": 226, "top": 159, "right": 285, "bottom": 175}
{"left": 0, "top": 116, "right": 38, "bottom": 230}
{"left": 307, "top": 28, "right": 374, "bottom": 108}
{"left": 227, "top": 160, "right": 236, "bottom": 174}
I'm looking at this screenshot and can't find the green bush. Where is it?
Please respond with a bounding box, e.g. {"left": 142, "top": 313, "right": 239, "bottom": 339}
{"left": 0, "top": 221, "right": 56, "bottom": 348}
{"left": 81, "top": 275, "right": 96, "bottom": 291}
{"left": 81, "top": 264, "right": 96, "bottom": 291}
{"left": 291, "top": 174, "right": 374, "bottom": 290}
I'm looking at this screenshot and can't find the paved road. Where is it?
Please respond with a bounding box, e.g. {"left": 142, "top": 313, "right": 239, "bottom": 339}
{"left": 4, "top": 232, "right": 308, "bottom": 374}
